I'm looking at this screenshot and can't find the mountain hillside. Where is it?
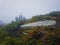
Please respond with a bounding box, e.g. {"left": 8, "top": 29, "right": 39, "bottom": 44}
{"left": 0, "top": 11, "right": 60, "bottom": 45}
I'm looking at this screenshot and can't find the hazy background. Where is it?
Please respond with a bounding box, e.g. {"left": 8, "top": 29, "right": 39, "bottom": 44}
{"left": 0, "top": 0, "right": 60, "bottom": 23}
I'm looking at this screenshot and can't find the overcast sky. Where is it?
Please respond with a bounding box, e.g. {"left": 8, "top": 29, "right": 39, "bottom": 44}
{"left": 0, "top": 0, "right": 60, "bottom": 23}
